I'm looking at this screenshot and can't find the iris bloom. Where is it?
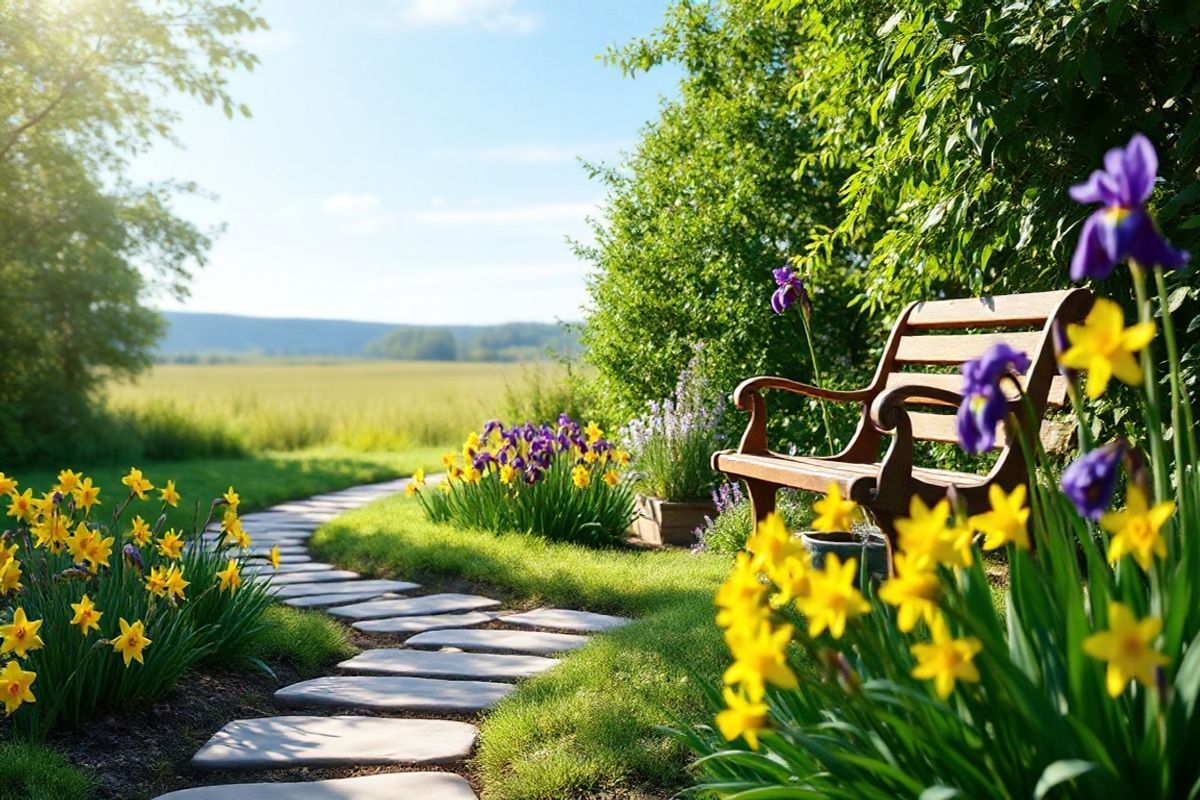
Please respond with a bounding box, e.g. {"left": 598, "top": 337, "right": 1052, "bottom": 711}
{"left": 956, "top": 344, "right": 1029, "bottom": 454}
{"left": 1061, "top": 441, "right": 1124, "bottom": 520}
{"left": 770, "top": 265, "right": 812, "bottom": 318}
{"left": 1069, "top": 133, "right": 1188, "bottom": 281}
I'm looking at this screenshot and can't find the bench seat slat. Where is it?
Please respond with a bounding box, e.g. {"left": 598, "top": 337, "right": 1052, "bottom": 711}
{"left": 713, "top": 452, "right": 989, "bottom": 494}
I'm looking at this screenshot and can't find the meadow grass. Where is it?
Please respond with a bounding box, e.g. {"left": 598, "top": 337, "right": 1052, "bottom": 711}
{"left": 0, "top": 741, "right": 90, "bottom": 800}
{"left": 312, "top": 497, "right": 731, "bottom": 800}
{"left": 106, "top": 360, "right": 541, "bottom": 453}
{"left": 251, "top": 605, "right": 359, "bottom": 676}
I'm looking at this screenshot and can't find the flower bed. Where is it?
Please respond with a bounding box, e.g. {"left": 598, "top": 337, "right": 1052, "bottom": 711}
{"left": 681, "top": 135, "right": 1200, "bottom": 797}
{"left": 1, "top": 468, "right": 273, "bottom": 736}
{"left": 411, "top": 415, "right": 636, "bottom": 546}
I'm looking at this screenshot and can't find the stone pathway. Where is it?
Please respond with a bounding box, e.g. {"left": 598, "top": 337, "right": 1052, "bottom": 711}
{"left": 157, "top": 478, "right": 632, "bottom": 800}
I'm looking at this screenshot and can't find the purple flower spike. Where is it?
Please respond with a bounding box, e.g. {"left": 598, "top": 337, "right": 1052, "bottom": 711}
{"left": 1061, "top": 441, "right": 1125, "bottom": 520}
{"left": 771, "top": 265, "right": 810, "bottom": 316}
{"left": 955, "top": 344, "right": 1030, "bottom": 454}
{"left": 1069, "top": 134, "right": 1189, "bottom": 281}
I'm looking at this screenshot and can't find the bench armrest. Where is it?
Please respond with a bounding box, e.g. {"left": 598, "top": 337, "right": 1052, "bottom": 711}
{"left": 869, "top": 385, "right": 965, "bottom": 432}
{"left": 730, "top": 376, "right": 872, "bottom": 456}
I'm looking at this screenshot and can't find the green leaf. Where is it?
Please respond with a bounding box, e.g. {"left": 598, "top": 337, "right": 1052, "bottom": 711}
{"left": 1034, "top": 760, "right": 1097, "bottom": 799}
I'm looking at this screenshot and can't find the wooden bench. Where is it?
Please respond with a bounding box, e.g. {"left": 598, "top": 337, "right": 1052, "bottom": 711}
{"left": 712, "top": 288, "right": 1093, "bottom": 558}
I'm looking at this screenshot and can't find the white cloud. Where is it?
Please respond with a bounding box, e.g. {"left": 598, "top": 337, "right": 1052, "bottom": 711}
{"left": 321, "top": 193, "right": 382, "bottom": 217}
{"left": 344, "top": 213, "right": 403, "bottom": 236}
{"left": 414, "top": 202, "right": 597, "bottom": 227}
{"left": 387, "top": 0, "right": 539, "bottom": 34}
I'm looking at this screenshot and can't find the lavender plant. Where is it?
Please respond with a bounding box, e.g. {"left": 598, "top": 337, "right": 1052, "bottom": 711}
{"left": 695, "top": 482, "right": 812, "bottom": 555}
{"left": 622, "top": 359, "right": 726, "bottom": 502}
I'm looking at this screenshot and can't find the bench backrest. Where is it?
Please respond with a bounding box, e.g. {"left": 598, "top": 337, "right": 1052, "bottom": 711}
{"left": 859, "top": 289, "right": 1093, "bottom": 451}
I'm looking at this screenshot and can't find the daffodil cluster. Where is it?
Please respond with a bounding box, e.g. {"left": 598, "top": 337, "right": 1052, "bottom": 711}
{"left": 0, "top": 468, "right": 255, "bottom": 725}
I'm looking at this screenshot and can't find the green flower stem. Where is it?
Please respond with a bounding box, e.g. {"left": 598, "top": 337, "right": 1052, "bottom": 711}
{"left": 799, "top": 310, "right": 836, "bottom": 454}
{"left": 1130, "top": 262, "right": 1170, "bottom": 512}
{"left": 1153, "top": 267, "right": 1196, "bottom": 468}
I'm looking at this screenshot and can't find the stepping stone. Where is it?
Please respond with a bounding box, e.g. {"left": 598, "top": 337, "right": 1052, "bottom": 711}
{"left": 405, "top": 628, "right": 589, "bottom": 656}
{"left": 340, "top": 649, "right": 559, "bottom": 681}
{"left": 271, "top": 554, "right": 312, "bottom": 565}
{"left": 501, "top": 608, "right": 633, "bottom": 633}
{"left": 283, "top": 590, "right": 401, "bottom": 608}
{"left": 274, "top": 675, "right": 512, "bottom": 713}
{"left": 329, "top": 593, "right": 501, "bottom": 621}
{"left": 258, "top": 569, "right": 360, "bottom": 586}
{"left": 191, "top": 715, "right": 476, "bottom": 770}
{"left": 353, "top": 611, "right": 498, "bottom": 634}
{"left": 272, "top": 579, "right": 419, "bottom": 599}
{"left": 244, "top": 544, "right": 307, "bottom": 557}
{"left": 154, "top": 771, "right": 477, "bottom": 800}
{"left": 243, "top": 562, "right": 334, "bottom": 576}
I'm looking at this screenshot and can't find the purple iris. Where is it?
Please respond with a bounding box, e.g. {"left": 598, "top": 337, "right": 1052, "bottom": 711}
{"left": 1061, "top": 441, "right": 1125, "bottom": 520}
{"left": 771, "top": 265, "right": 812, "bottom": 317}
{"left": 955, "top": 344, "right": 1031, "bottom": 454}
{"left": 1069, "top": 134, "right": 1189, "bottom": 281}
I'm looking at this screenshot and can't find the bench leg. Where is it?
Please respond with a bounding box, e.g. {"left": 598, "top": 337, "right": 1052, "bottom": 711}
{"left": 744, "top": 479, "right": 777, "bottom": 527}
{"left": 868, "top": 507, "right": 898, "bottom": 577}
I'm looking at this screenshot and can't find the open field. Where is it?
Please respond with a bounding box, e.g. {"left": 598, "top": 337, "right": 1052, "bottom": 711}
{"left": 106, "top": 360, "right": 544, "bottom": 453}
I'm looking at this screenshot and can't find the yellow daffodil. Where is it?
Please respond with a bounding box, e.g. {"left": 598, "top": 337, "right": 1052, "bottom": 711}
{"left": 499, "top": 464, "right": 517, "bottom": 485}
{"left": 129, "top": 515, "right": 152, "bottom": 547}
{"left": 70, "top": 594, "right": 103, "bottom": 636}
{"left": 723, "top": 620, "right": 798, "bottom": 699}
{"left": 55, "top": 469, "right": 83, "bottom": 496}
{"left": 603, "top": 468, "right": 619, "bottom": 488}
{"left": 121, "top": 467, "right": 154, "bottom": 500}
{"left": 910, "top": 616, "right": 982, "bottom": 699}
{"left": 584, "top": 421, "right": 603, "bottom": 444}
{"left": 0, "top": 661, "right": 36, "bottom": 716}
{"left": 796, "top": 555, "right": 871, "bottom": 639}
{"left": 895, "top": 495, "right": 973, "bottom": 570}
{"left": 441, "top": 453, "right": 457, "bottom": 469}
{"left": 221, "top": 510, "right": 242, "bottom": 536}
{"left": 969, "top": 484, "right": 1031, "bottom": 551}
{"left": 164, "top": 564, "right": 189, "bottom": 601}
{"left": 32, "top": 516, "right": 69, "bottom": 552}
{"left": 0, "top": 543, "right": 16, "bottom": 569}
{"left": 464, "top": 466, "right": 482, "bottom": 484}
{"left": 1058, "top": 298, "right": 1156, "bottom": 399}
{"left": 157, "top": 530, "right": 185, "bottom": 560}
{"left": 878, "top": 553, "right": 941, "bottom": 633}
{"left": 0, "top": 608, "right": 44, "bottom": 658}
{"left": 112, "top": 618, "right": 151, "bottom": 667}
{"left": 715, "top": 687, "right": 769, "bottom": 750}
{"left": 216, "top": 559, "right": 241, "bottom": 593}
{"left": 84, "top": 533, "right": 115, "bottom": 570}
{"left": 6, "top": 490, "right": 35, "bottom": 522}
{"left": 269, "top": 545, "right": 281, "bottom": 569}
{"left": 0, "top": 561, "right": 22, "bottom": 594}
{"left": 145, "top": 566, "right": 169, "bottom": 597}
{"left": 1101, "top": 487, "right": 1174, "bottom": 570}
{"left": 812, "top": 482, "right": 858, "bottom": 532}
{"left": 1083, "top": 602, "right": 1169, "bottom": 698}
{"left": 159, "top": 480, "right": 180, "bottom": 508}
{"left": 0, "top": 473, "right": 16, "bottom": 496}
{"left": 223, "top": 486, "right": 240, "bottom": 511}
{"left": 745, "top": 513, "right": 805, "bottom": 583}
{"left": 615, "top": 450, "right": 631, "bottom": 467}
{"left": 715, "top": 551, "right": 770, "bottom": 630}
{"left": 571, "top": 465, "right": 590, "bottom": 489}
{"left": 768, "top": 551, "right": 812, "bottom": 607}
{"left": 67, "top": 523, "right": 114, "bottom": 569}
{"left": 74, "top": 477, "right": 101, "bottom": 514}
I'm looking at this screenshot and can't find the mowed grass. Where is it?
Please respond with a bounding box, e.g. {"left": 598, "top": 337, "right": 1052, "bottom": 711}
{"left": 107, "top": 360, "right": 540, "bottom": 453}
{"left": 312, "top": 498, "right": 731, "bottom": 800}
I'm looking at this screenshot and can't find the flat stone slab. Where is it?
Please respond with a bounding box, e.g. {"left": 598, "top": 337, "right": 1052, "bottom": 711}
{"left": 274, "top": 675, "right": 512, "bottom": 713}
{"left": 500, "top": 608, "right": 632, "bottom": 633}
{"left": 339, "top": 649, "right": 559, "bottom": 681}
{"left": 191, "top": 715, "right": 476, "bottom": 770}
{"left": 329, "top": 593, "right": 501, "bottom": 621}
{"left": 271, "top": 554, "right": 313, "bottom": 565}
{"left": 260, "top": 570, "right": 361, "bottom": 586}
{"left": 155, "top": 772, "right": 477, "bottom": 800}
{"left": 283, "top": 590, "right": 401, "bottom": 608}
{"left": 405, "top": 628, "right": 589, "bottom": 655}
{"left": 243, "top": 562, "right": 334, "bottom": 575}
{"left": 272, "top": 579, "right": 418, "bottom": 600}
{"left": 353, "top": 611, "right": 498, "bottom": 634}
{"left": 244, "top": 544, "right": 308, "bottom": 556}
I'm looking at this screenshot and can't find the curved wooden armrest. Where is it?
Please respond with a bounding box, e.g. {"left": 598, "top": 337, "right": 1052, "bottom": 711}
{"left": 869, "top": 385, "right": 965, "bottom": 432}
{"left": 733, "top": 376, "right": 872, "bottom": 410}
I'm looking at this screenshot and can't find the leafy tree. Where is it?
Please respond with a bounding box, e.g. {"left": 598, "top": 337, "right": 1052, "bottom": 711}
{"left": 580, "top": 0, "right": 871, "bottom": 445}
{"left": 366, "top": 328, "right": 460, "bottom": 361}
{"left": 0, "top": 0, "right": 263, "bottom": 463}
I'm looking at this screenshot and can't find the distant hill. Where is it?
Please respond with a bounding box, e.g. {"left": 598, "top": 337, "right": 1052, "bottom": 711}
{"left": 156, "top": 311, "right": 579, "bottom": 362}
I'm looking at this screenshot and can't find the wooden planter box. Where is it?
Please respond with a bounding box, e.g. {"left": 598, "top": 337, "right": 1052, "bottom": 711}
{"left": 632, "top": 495, "right": 717, "bottom": 547}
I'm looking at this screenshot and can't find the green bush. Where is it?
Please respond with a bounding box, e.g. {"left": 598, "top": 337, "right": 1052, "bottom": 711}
{"left": 2, "top": 468, "right": 271, "bottom": 736}
{"left": 698, "top": 483, "right": 812, "bottom": 556}
{"left": 412, "top": 417, "right": 636, "bottom": 546}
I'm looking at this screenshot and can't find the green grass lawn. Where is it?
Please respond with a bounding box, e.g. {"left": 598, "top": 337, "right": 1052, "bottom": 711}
{"left": 11, "top": 447, "right": 443, "bottom": 530}
{"left": 0, "top": 741, "right": 91, "bottom": 800}
{"left": 312, "top": 497, "right": 732, "bottom": 800}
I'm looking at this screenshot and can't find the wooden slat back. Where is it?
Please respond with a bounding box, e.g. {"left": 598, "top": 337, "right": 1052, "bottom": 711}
{"left": 884, "top": 372, "right": 1070, "bottom": 408}
{"left": 893, "top": 331, "right": 1045, "bottom": 366}
{"left": 906, "top": 290, "right": 1077, "bottom": 330}
{"left": 908, "top": 412, "right": 1069, "bottom": 451}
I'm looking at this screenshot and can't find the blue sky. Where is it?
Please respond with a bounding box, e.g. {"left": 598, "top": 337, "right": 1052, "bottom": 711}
{"left": 138, "top": 0, "right": 678, "bottom": 325}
